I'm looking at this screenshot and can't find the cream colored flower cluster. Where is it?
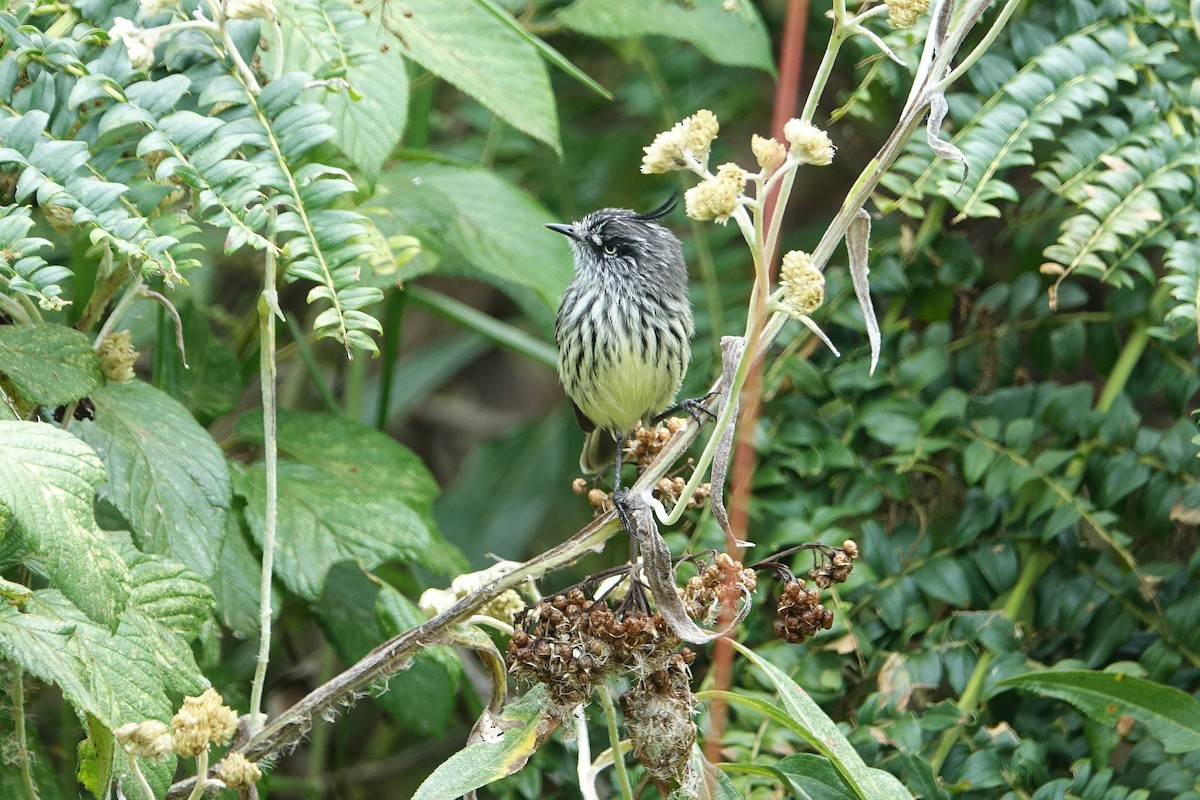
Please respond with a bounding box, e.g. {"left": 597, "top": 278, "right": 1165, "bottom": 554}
{"left": 642, "top": 111, "right": 835, "bottom": 227}
{"left": 778, "top": 250, "right": 825, "bottom": 317}
{"left": 641, "top": 109, "right": 720, "bottom": 174}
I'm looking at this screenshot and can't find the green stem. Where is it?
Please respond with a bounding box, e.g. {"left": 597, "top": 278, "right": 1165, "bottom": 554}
{"left": 596, "top": 686, "right": 635, "bottom": 800}
{"left": 128, "top": 753, "right": 156, "bottom": 800}
{"left": 1067, "top": 281, "right": 1170, "bottom": 478}
{"left": 12, "top": 670, "right": 39, "bottom": 800}
{"left": 375, "top": 288, "right": 406, "bottom": 430}
{"left": 941, "top": 0, "right": 1024, "bottom": 88}
{"left": 285, "top": 315, "right": 339, "bottom": 414}
{"left": 798, "top": 15, "right": 847, "bottom": 124}
{"left": 929, "top": 546, "right": 1051, "bottom": 773}
{"left": 185, "top": 749, "right": 209, "bottom": 800}
{"left": 405, "top": 285, "right": 557, "bottom": 369}
{"left": 1096, "top": 314, "right": 1155, "bottom": 415}
{"left": 248, "top": 241, "right": 281, "bottom": 735}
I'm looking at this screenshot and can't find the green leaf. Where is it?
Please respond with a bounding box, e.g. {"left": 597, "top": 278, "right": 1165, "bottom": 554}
{"left": 75, "top": 381, "right": 230, "bottom": 579}
{"left": 374, "top": 157, "right": 573, "bottom": 310}
{"left": 154, "top": 302, "right": 243, "bottom": 426}
{"left": 729, "top": 641, "right": 915, "bottom": 800}
{"left": 271, "top": 0, "right": 409, "bottom": 178}
{"left": 0, "top": 323, "right": 104, "bottom": 406}
{"left": 381, "top": 0, "right": 560, "bottom": 153}
{"left": 557, "top": 0, "right": 775, "bottom": 74}
{"left": 212, "top": 510, "right": 277, "bottom": 640}
{"left": 0, "top": 548, "right": 211, "bottom": 732}
{"left": 77, "top": 714, "right": 114, "bottom": 800}
{"left": 914, "top": 555, "right": 972, "bottom": 606}
{"left": 234, "top": 410, "right": 465, "bottom": 600}
{"left": 412, "top": 686, "right": 547, "bottom": 800}
{"left": 775, "top": 754, "right": 858, "bottom": 800}
{"left": 0, "top": 421, "right": 129, "bottom": 628}
{"left": 997, "top": 668, "right": 1200, "bottom": 754}
{"left": 315, "top": 562, "right": 459, "bottom": 736}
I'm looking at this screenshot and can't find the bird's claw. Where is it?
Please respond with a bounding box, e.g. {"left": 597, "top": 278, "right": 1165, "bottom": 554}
{"left": 681, "top": 393, "right": 718, "bottom": 425}
{"left": 613, "top": 488, "right": 638, "bottom": 536}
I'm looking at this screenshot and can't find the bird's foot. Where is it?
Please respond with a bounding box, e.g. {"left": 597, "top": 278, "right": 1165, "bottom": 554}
{"left": 655, "top": 392, "right": 718, "bottom": 426}
{"left": 613, "top": 487, "right": 637, "bottom": 535}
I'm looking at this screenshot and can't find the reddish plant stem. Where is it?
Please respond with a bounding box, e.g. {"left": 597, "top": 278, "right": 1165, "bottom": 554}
{"left": 704, "top": 0, "right": 810, "bottom": 766}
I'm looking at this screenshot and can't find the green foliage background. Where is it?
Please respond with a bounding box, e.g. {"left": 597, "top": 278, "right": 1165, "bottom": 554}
{"left": 0, "top": 0, "right": 1198, "bottom": 798}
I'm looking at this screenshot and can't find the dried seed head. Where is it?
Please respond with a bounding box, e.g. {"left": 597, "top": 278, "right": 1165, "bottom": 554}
{"left": 774, "top": 579, "right": 834, "bottom": 644}
{"left": 619, "top": 660, "right": 697, "bottom": 782}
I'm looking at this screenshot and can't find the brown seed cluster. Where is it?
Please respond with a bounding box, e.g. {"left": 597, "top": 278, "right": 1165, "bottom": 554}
{"left": 680, "top": 553, "right": 757, "bottom": 626}
{"left": 626, "top": 418, "right": 687, "bottom": 467}
{"left": 772, "top": 540, "right": 858, "bottom": 643}
{"left": 507, "top": 589, "right": 683, "bottom": 716}
{"left": 654, "top": 476, "right": 711, "bottom": 509}
{"left": 775, "top": 579, "right": 834, "bottom": 643}
{"left": 808, "top": 542, "right": 857, "bottom": 588}
{"left": 619, "top": 652, "right": 697, "bottom": 782}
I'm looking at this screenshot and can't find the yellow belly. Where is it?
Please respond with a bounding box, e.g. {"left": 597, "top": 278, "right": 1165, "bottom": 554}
{"left": 571, "top": 344, "right": 683, "bottom": 434}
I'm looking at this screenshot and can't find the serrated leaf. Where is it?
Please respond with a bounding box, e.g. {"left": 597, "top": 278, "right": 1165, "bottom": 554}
{"left": 557, "top": 0, "right": 774, "bottom": 73}
{"left": 998, "top": 669, "right": 1200, "bottom": 754}
{"left": 0, "top": 549, "right": 210, "bottom": 732}
{"left": 412, "top": 686, "right": 547, "bottom": 800}
{"left": 272, "top": 0, "right": 409, "bottom": 178}
{"left": 374, "top": 158, "right": 573, "bottom": 310}
{"left": 0, "top": 323, "right": 104, "bottom": 406}
{"left": 211, "top": 510, "right": 278, "bottom": 640}
{"left": 76, "top": 381, "right": 230, "bottom": 579}
{"left": 234, "top": 410, "right": 465, "bottom": 600}
{"left": 0, "top": 421, "right": 129, "bottom": 628}
{"left": 382, "top": 0, "right": 559, "bottom": 153}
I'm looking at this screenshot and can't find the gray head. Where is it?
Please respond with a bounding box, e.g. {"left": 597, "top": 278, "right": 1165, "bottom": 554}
{"left": 545, "top": 196, "right": 687, "bottom": 288}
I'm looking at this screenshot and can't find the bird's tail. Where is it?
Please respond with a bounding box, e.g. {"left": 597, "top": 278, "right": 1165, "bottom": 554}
{"left": 580, "top": 428, "right": 618, "bottom": 475}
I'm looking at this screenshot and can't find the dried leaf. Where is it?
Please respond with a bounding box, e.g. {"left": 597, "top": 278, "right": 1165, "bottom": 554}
{"left": 846, "top": 209, "right": 881, "bottom": 375}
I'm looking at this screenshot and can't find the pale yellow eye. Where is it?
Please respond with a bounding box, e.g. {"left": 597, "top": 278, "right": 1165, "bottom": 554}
{"left": 603, "top": 244, "right": 618, "bottom": 256}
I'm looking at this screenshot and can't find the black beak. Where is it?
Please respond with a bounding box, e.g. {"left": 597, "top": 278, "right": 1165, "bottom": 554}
{"left": 545, "top": 222, "right": 577, "bottom": 240}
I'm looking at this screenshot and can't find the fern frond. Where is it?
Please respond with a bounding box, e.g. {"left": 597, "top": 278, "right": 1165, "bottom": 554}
{"left": 1163, "top": 231, "right": 1200, "bottom": 340}
{"left": 0, "top": 205, "right": 72, "bottom": 310}
{"left": 0, "top": 110, "right": 200, "bottom": 285}
{"left": 878, "top": 23, "right": 1169, "bottom": 221}
{"left": 1042, "top": 130, "right": 1200, "bottom": 298}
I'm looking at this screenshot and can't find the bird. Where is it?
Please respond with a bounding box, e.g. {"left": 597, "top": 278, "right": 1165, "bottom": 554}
{"left": 546, "top": 196, "right": 695, "bottom": 524}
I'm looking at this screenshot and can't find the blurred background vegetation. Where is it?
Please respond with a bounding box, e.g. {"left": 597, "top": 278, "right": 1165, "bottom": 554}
{"left": 2, "top": 0, "right": 1199, "bottom": 796}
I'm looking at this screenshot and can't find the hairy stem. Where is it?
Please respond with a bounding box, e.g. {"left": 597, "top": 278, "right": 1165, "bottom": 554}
{"left": 128, "top": 753, "right": 156, "bottom": 800}
{"left": 185, "top": 749, "right": 210, "bottom": 800}
{"left": 248, "top": 240, "right": 282, "bottom": 734}
{"left": 11, "top": 670, "right": 39, "bottom": 800}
